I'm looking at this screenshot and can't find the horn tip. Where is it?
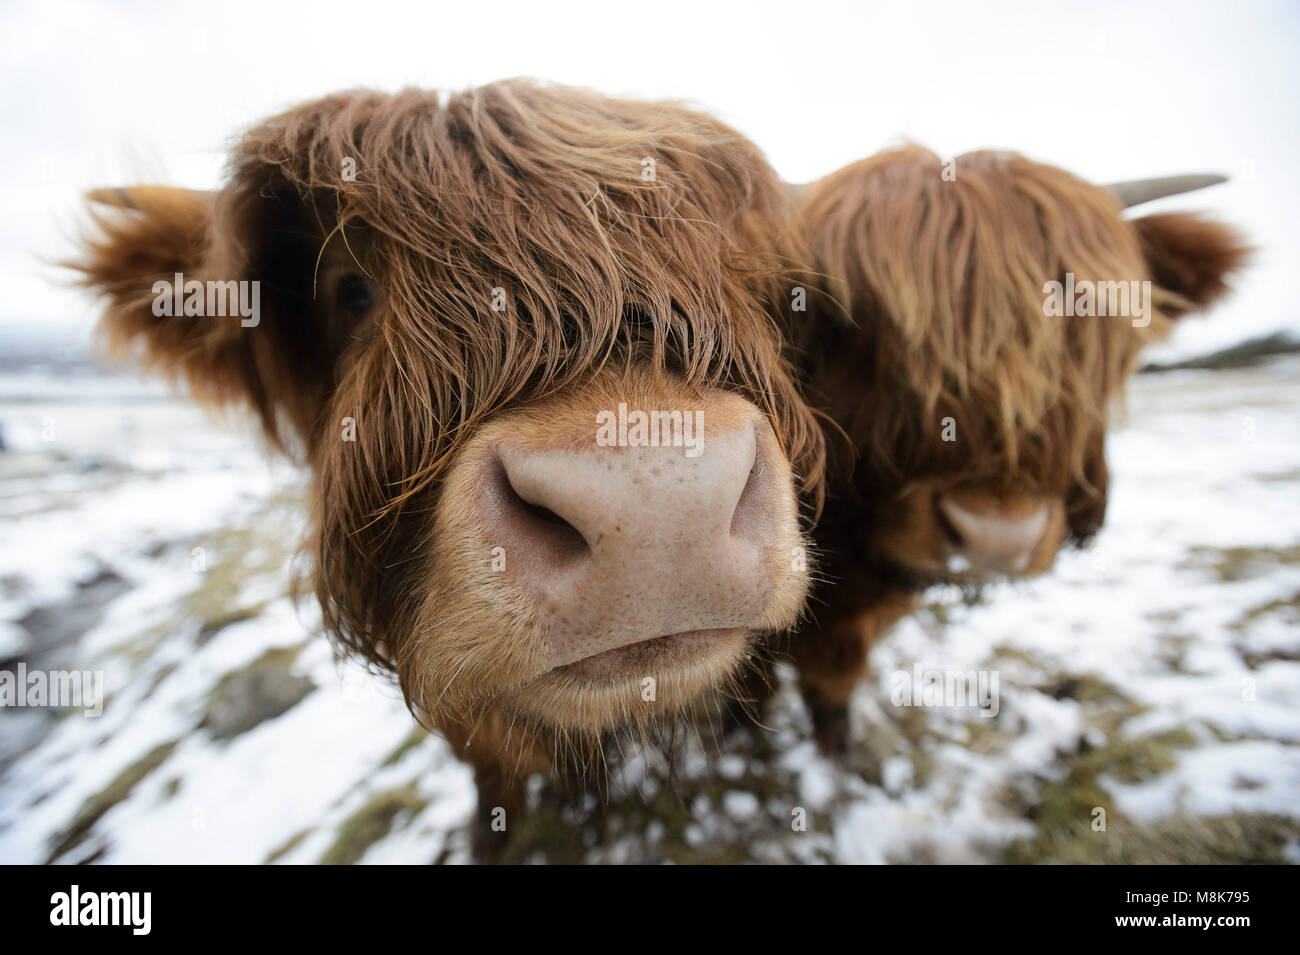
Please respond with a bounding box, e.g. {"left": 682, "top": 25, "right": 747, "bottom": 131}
{"left": 84, "top": 187, "right": 135, "bottom": 210}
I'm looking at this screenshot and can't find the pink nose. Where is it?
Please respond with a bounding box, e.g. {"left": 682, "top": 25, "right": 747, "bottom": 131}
{"left": 479, "top": 412, "right": 793, "bottom": 669}
{"left": 937, "top": 494, "right": 1049, "bottom": 575}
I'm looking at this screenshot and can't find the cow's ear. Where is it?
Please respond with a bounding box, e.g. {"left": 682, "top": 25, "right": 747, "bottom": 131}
{"left": 75, "top": 185, "right": 237, "bottom": 410}
{"left": 1131, "top": 212, "right": 1251, "bottom": 319}
{"left": 73, "top": 173, "right": 363, "bottom": 456}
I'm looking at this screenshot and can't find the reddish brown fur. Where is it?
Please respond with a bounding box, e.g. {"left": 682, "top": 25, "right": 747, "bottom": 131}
{"left": 71, "top": 81, "right": 826, "bottom": 853}
{"left": 789, "top": 144, "right": 1249, "bottom": 749}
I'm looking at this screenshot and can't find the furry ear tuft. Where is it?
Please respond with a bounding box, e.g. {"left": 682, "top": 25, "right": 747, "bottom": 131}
{"left": 75, "top": 185, "right": 215, "bottom": 329}
{"left": 72, "top": 185, "right": 293, "bottom": 447}
{"left": 1132, "top": 212, "right": 1252, "bottom": 318}
{"left": 72, "top": 173, "right": 359, "bottom": 457}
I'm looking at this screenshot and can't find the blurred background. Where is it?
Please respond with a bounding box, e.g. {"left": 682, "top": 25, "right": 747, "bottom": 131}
{"left": 1, "top": 0, "right": 1297, "bottom": 863}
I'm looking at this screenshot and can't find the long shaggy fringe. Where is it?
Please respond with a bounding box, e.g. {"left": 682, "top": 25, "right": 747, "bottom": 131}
{"left": 798, "top": 143, "right": 1175, "bottom": 506}
{"left": 71, "top": 81, "right": 829, "bottom": 781}
{"left": 210, "top": 81, "right": 826, "bottom": 675}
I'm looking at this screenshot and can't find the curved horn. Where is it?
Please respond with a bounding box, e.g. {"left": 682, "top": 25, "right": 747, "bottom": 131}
{"left": 85, "top": 185, "right": 215, "bottom": 211}
{"left": 1105, "top": 173, "right": 1228, "bottom": 209}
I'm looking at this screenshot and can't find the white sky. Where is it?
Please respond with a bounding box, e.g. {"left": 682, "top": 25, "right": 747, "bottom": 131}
{"left": 2, "top": 0, "right": 1296, "bottom": 356}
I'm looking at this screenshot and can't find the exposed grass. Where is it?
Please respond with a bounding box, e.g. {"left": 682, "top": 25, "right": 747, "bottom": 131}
{"left": 319, "top": 783, "right": 428, "bottom": 865}
{"left": 45, "top": 739, "right": 179, "bottom": 863}
{"left": 141, "top": 662, "right": 180, "bottom": 702}
{"left": 195, "top": 606, "right": 268, "bottom": 647}
{"left": 1037, "top": 672, "right": 1132, "bottom": 705}
{"left": 180, "top": 526, "right": 292, "bottom": 632}
{"left": 380, "top": 728, "right": 429, "bottom": 768}
{"left": 489, "top": 720, "right": 835, "bottom": 865}
{"left": 1007, "top": 728, "right": 1200, "bottom": 864}
{"left": 1181, "top": 544, "right": 1300, "bottom": 584}
{"left": 1231, "top": 589, "right": 1300, "bottom": 645}
{"left": 1007, "top": 812, "right": 1300, "bottom": 864}
{"left": 265, "top": 828, "right": 314, "bottom": 864}
{"left": 198, "top": 644, "right": 313, "bottom": 742}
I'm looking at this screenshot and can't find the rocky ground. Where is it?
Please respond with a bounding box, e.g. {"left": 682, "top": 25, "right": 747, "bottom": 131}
{"left": 1, "top": 344, "right": 1297, "bottom": 864}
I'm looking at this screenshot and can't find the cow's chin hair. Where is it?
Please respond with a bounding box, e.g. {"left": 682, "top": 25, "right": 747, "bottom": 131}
{"left": 399, "top": 548, "right": 808, "bottom": 742}
{"left": 401, "top": 590, "right": 799, "bottom": 742}
{"left": 396, "top": 553, "right": 802, "bottom": 735}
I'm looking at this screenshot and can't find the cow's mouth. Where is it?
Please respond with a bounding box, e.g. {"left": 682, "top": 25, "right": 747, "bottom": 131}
{"left": 553, "top": 627, "right": 737, "bottom": 680}
{"left": 510, "top": 626, "right": 752, "bottom": 731}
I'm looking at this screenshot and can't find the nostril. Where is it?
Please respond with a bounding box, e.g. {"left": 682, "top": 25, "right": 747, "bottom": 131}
{"left": 729, "top": 429, "right": 765, "bottom": 540}
{"left": 519, "top": 497, "right": 571, "bottom": 531}
{"left": 934, "top": 494, "right": 965, "bottom": 547}
{"left": 936, "top": 494, "right": 1050, "bottom": 571}
{"left": 494, "top": 460, "right": 589, "bottom": 564}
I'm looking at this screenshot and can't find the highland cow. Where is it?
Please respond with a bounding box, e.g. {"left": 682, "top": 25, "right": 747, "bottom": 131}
{"left": 790, "top": 145, "right": 1249, "bottom": 750}
{"left": 73, "top": 80, "right": 824, "bottom": 857}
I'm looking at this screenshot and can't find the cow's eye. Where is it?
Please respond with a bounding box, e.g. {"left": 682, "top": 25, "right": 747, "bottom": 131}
{"left": 337, "top": 273, "right": 377, "bottom": 316}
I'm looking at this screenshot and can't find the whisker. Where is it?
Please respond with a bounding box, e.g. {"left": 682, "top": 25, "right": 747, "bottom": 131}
{"left": 429, "top": 647, "right": 477, "bottom": 712}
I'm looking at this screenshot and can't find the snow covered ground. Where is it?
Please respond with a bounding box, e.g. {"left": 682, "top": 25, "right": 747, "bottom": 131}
{"left": 1, "top": 349, "right": 1297, "bottom": 864}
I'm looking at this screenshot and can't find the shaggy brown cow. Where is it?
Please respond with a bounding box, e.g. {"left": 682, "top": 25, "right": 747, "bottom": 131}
{"left": 790, "top": 145, "right": 1249, "bottom": 750}
{"left": 73, "top": 80, "right": 825, "bottom": 857}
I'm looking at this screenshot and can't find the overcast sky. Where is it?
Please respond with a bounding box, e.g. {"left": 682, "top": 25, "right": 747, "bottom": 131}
{"left": 2, "top": 0, "right": 1296, "bottom": 357}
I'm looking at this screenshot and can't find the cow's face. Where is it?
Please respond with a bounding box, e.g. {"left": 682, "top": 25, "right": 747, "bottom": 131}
{"left": 797, "top": 145, "right": 1247, "bottom": 587}
{"left": 76, "top": 82, "right": 824, "bottom": 749}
